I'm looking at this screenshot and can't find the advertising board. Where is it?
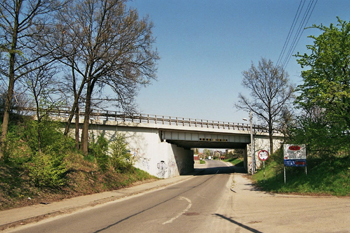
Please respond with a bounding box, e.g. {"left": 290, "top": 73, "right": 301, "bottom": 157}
{"left": 283, "top": 144, "right": 306, "bottom": 167}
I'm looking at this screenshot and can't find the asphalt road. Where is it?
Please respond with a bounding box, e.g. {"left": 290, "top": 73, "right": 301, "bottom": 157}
{"left": 9, "top": 160, "right": 235, "bottom": 233}
{"left": 8, "top": 160, "right": 350, "bottom": 233}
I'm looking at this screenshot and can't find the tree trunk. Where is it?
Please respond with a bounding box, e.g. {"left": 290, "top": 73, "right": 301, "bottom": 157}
{"left": 63, "top": 84, "right": 85, "bottom": 136}
{"left": 269, "top": 122, "right": 274, "bottom": 154}
{"left": 75, "top": 105, "right": 80, "bottom": 150}
{"left": 0, "top": 79, "right": 15, "bottom": 158}
{"left": 0, "top": 55, "right": 16, "bottom": 158}
{"left": 64, "top": 63, "right": 86, "bottom": 136}
{"left": 1, "top": 2, "right": 21, "bottom": 158}
{"left": 35, "top": 94, "right": 42, "bottom": 155}
{"left": 81, "top": 82, "right": 93, "bottom": 155}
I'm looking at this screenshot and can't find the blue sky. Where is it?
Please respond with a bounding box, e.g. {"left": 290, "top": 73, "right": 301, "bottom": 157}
{"left": 127, "top": 0, "right": 350, "bottom": 124}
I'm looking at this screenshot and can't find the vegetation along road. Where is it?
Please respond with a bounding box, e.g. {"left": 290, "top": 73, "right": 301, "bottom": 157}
{"left": 7, "top": 160, "right": 350, "bottom": 233}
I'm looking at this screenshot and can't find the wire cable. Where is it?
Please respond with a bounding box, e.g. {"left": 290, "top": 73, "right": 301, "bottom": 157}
{"left": 276, "top": 0, "right": 318, "bottom": 70}
{"left": 282, "top": 0, "right": 318, "bottom": 70}
{"left": 276, "top": 0, "right": 305, "bottom": 67}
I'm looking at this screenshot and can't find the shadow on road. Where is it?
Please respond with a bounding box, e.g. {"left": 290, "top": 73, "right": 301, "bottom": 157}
{"left": 190, "top": 165, "right": 246, "bottom": 176}
{"left": 214, "top": 213, "right": 263, "bottom": 233}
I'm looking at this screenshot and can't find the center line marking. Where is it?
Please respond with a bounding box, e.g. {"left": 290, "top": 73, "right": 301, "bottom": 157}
{"left": 162, "top": 196, "right": 192, "bottom": 225}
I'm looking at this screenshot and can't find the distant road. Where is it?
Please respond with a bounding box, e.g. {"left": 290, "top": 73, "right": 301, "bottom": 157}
{"left": 9, "top": 160, "right": 350, "bottom": 233}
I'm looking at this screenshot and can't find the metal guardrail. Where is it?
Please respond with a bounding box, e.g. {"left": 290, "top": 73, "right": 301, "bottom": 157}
{"left": 16, "top": 107, "right": 269, "bottom": 133}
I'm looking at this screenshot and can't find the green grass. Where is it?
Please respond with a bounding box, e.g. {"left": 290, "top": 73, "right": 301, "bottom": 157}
{"left": 199, "top": 160, "right": 206, "bottom": 164}
{"left": 0, "top": 116, "right": 158, "bottom": 210}
{"left": 252, "top": 156, "right": 350, "bottom": 196}
{"left": 224, "top": 157, "right": 244, "bottom": 167}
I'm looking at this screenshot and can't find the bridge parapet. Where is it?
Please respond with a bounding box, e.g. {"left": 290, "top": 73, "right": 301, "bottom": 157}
{"left": 19, "top": 107, "right": 269, "bottom": 133}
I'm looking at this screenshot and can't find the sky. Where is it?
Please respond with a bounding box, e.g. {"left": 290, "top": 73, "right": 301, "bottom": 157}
{"left": 126, "top": 0, "right": 350, "bottom": 124}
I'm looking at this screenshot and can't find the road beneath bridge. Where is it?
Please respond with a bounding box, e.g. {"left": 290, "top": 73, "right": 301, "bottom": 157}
{"left": 9, "top": 160, "right": 350, "bottom": 233}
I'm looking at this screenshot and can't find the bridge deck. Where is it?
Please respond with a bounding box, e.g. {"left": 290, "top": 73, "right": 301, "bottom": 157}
{"left": 18, "top": 107, "right": 269, "bottom": 133}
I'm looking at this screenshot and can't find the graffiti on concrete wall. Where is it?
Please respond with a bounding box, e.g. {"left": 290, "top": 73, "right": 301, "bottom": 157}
{"left": 131, "top": 148, "right": 150, "bottom": 171}
{"left": 157, "top": 160, "right": 167, "bottom": 178}
{"left": 167, "top": 160, "right": 176, "bottom": 177}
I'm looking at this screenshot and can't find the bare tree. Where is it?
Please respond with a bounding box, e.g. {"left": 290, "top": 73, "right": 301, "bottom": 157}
{"left": 236, "top": 58, "right": 294, "bottom": 153}
{"left": 25, "top": 61, "right": 60, "bottom": 154}
{"left": 0, "top": 0, "right": 63, "bottom": 158}
{"left": 50, "top": 0, "right": 159, "bottom": 154}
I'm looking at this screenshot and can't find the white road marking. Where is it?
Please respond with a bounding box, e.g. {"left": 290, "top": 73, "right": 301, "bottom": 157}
{"left": 162, "top": 196, "right": 192, "bottom": 225}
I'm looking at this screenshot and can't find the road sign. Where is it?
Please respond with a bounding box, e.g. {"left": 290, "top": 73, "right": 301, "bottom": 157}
{"left": 283, "top": 144, "right": 307, "bottom": 183}
{"left": 283, "top": 144, "right": 306, "bottom": 167}
{"left": 284, "top": 144, "right": 306, "bottom": 160}
{"left": 284, "top": 159, "right": 307, "bottom": 167}
{"left": 258, "top": 150, "right": 269, "bottom": 161}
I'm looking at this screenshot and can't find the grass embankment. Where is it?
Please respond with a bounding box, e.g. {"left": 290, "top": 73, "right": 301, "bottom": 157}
{"left": 0, "top": 116, "right": 157, "bottom": 211}
{"left": 252, "top": 156, "right": 350, "bottom": 196}
{"left": 0, "top": 158, "right": 155, "bottom": 210}
{"left": 225, "top": 157, "right": 244, "bottom": 167}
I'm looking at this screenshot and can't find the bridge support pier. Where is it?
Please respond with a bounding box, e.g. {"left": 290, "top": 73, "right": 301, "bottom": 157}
{"left": 83, "top": 124, "right": 195, "bottom": 178}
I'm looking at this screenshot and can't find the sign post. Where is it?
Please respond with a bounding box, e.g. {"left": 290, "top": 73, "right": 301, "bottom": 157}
{"left": 258, "top": 150, "right": 269, "bottom": 182}
{"left": 283, "top": 144, "right": 307, "bottom": 184}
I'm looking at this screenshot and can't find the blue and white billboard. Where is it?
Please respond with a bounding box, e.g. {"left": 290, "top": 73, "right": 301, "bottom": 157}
{"left": 284, "top": 144, "right": 307, "bottom": 167}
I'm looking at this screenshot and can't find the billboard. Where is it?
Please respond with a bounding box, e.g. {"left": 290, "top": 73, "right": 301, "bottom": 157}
{"left": 284, "top": 144, "right": 306, "bottom": 167}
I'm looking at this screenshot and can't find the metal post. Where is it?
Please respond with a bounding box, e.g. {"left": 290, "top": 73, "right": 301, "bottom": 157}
{"left": 250, "top": 112, "right": 255, "bottom": 174}
{"left": 263, "top": 161, "right": 266, "bottom": 182}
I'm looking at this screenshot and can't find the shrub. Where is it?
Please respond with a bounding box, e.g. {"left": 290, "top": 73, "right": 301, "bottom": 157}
{"left": 109, "top": 134, "right": 133, "bottom": 173}
{"left": 89, "top": 134, "right": 109, "bottom": 171}
{"left": 2, "top": 123, "right": 32, "bottom": 165}
{"left": 24, "top": 118, "right": 74, "bottom": 155}
{"left": 26, "top": 152, "right": 68, "bottom": 188}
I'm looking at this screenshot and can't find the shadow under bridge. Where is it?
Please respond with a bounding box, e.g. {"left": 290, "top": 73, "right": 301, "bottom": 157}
{"left": 160, "top": 130, "right": 250, "bottom": 150}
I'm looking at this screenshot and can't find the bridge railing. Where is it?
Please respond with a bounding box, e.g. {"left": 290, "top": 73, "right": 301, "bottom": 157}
{"left": 15, "top": 107, "right": 269, "bottom": 133}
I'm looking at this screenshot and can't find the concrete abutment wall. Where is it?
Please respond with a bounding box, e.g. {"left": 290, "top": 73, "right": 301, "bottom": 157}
{"left": 88, "top": 124, "right": 194, "bottom": 178}
{"left": 63, "top": 117, "right": 282, "bottom": 177}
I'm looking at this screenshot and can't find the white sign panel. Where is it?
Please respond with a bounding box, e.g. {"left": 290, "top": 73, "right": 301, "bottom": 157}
{"left": 284, "top": 144, "right": 306, "bottom": 160}
{"left": 258, "top": 150, "right": 269, "bottom": 161}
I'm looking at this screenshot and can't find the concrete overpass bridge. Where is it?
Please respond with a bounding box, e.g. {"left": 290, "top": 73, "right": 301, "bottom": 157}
{"left": 25, "top": 108, "right": 282, "bottom": 178}
{"left": 71, "top": 111, "right": 282, "bottom": 178}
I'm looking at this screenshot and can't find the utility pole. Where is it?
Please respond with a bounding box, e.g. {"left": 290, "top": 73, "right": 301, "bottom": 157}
{"left": 250, "top": 112, "right": 255, "bottom": 174}
{"left": 243, "top": 112, "right": 255, "bottom": 174}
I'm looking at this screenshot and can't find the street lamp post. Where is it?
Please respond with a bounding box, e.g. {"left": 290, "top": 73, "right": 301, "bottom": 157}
{"left": 244, "top": 112, "right": 255, "bottom": 174}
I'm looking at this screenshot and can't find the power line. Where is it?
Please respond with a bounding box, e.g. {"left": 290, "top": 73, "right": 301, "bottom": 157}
{"left": 282, "top": 0, "right": 318, "bottom": 70}
{"left": 276, "top": 0, "right": 305, "bottom": 67}
{"left": 277, "top": 0, "right": 318, "bottom": 70}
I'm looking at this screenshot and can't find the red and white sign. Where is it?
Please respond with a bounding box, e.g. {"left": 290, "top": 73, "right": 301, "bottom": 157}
{"left": 258, "top": 150, "right": 269, "bottom": 161}
{"left": 284, "top": 144, "right": 306, "bottom": 160}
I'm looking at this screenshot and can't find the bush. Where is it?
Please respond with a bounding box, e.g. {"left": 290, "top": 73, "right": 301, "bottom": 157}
{"left": 24, "top": 118, "right": 74, "bottom": 155}
{"left": 109, "top": 134, "right": 133, "bottom": 173}
{"left": 26, "top": 152, "right": 68, "bottom": 188}
{"left": 89, "top": 134, "right": 109, "bottom": 171}
{"left": 3, "top": 124, "right": 32, "bottom": 165}
{"left": 2, "top": 118, "right": 73, "bottom": 188}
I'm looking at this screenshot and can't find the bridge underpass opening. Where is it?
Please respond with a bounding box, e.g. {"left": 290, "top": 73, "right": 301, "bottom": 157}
{"left": 161, "top": 130, "right": 250, "bottom": 173}
{"left": 167, "top": 141, "right": 248, "bottom": 174}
